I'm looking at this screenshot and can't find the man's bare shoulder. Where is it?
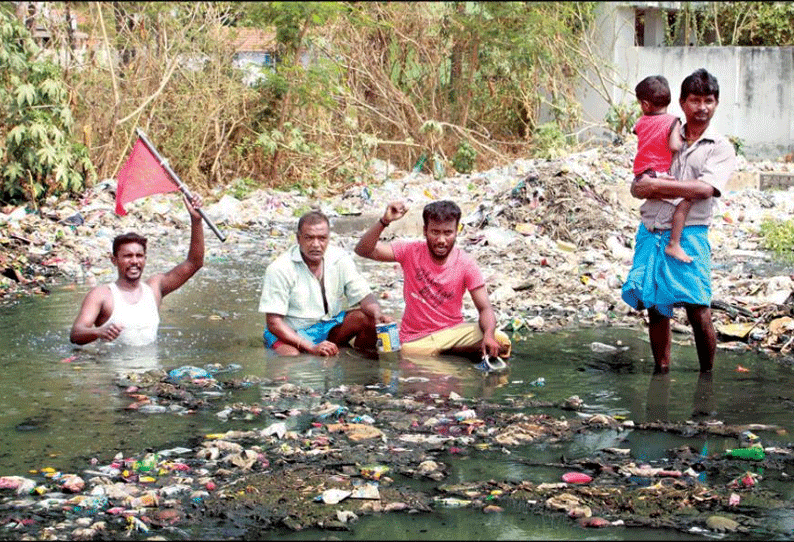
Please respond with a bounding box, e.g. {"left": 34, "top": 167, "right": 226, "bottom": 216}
{"left": 86, "top": 282, "right": 112, "bottom": 297}
{"left": 81, "top": 282, "right": 113, "bottom": 304}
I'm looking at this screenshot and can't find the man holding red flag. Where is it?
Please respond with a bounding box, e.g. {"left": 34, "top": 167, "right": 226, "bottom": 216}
{"left": 70, "top": 194, "right": 205, "bottom": 346}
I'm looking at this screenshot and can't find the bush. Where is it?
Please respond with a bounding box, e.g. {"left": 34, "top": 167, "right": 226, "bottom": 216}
{"left": 728, "top": 135, "right": 745, "bottom": 157}
{"left": 532, "top": 122, "right": 567, "bottom": 159}
{"left": 605, "top": 101, "right": 640, "bottom": 137}
{"left": 759, "top": 218, "right": 794, "bottom": 258}
{"left": 0, "top": 11, "right": 94, "bottom": 204}
{"left": 451, "top": 141, "right": 477, "bottom": 174}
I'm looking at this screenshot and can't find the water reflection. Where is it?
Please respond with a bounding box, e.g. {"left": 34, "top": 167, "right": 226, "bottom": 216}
{"left": 645, "top": 371, "right": 716, "bottom": 423}
{"left": 379, "top": 353, "right": 510, "bottom": 398}
{"left": 72, "top": 341, "right": 163, "bottom": 372}
{"left": 691, "top": 371, "right": 716, "bottom": 419}
{"left": 645, "top": 371, "right": 671, "bottom": 422}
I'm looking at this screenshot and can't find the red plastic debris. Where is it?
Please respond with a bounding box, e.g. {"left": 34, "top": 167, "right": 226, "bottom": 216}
{"left": 562, "top": 472, "right": 592, "bottom": 484}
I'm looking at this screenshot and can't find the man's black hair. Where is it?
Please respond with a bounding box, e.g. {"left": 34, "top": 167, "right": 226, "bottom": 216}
{"left": 680, "top": 68, "right": 719, "bottom": 101}
{"left": 112, "top": 232, "right": 147, "bottom": 256}
{"left": 635, "top": 75, "right": 671, "bottom": 107}
{"left": 297, "top": 210, "right": 330, "bottom": 234}
{"left": 423, "top": 200, "right": 461, "bottom": 226}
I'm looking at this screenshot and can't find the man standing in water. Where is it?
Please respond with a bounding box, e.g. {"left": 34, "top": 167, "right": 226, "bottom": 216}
{"left": 355, "top": 199, "right": 510, "bottom": 361}
{"left": 622, "top": 68, "right": 736, "bottom": 373}
{"left": 70, "top": 194, "right": 204, "bottom": 346}
{"left": 259, "top": 210, "right": 390, "bottom": 356}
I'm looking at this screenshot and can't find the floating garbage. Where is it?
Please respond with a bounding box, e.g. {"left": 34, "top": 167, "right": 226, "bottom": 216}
{"left": 134, "top": 454, "right": 159, "bottom": 473}
{"left": 314, "top": 404, "right": 348, "bottom": 420}
{"left": 315, "top": 488, "right": 351, "bottom": 505}
{"left": 400, "top": 376, "right": 430, "bottom": 383}
{"left": 474, "top": 355, "right": 508, "bottom": 372}
{"left": 725, "top": 447, "right": 765, "bottom": 460}
{"left": 590, "top": 342, "right": 629, "bottom": 354}
{"left": 351, "top": 414, "right": 376, "bottom": 424}
{"left": 562, "top": 472, "right": 593, "bottom": 484}
{"left": 204, "top": 363, "right": 242, "bottom": 374}
{"left": 360, "top": 465, "right": 389, "bottom": 480}
{"left": 729, "top": 471, "right": 760, "bottom": 489}
{"left": 262, "top": 422, "right": 287, "bottom": 439}
{"left": 137, "top": 404, "right": 167, "bottom": 414}
{"left": 433, "top": 497, "right": 471, "bottom": 508}
{"left": 350, "top": 482, "right": 380, "bottom": 500}
{"left": 168, "top": 365, "right": 212, "bottom": 380}
{"left": 454, "top": 409, "right": 477, "bottom": 421}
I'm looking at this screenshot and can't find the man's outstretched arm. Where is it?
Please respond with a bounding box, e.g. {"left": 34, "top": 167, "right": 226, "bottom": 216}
{"left": 152, "top": 194, "right": 205, "bottom": 299}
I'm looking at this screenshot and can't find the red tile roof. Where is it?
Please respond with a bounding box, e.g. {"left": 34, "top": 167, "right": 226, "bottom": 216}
{"left": 218, "top": 26, "right": 276, "bottom": 53}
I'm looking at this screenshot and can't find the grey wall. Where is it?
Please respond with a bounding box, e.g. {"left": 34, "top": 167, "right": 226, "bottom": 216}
{"left": 581, "top": 4, "right": 794, "bottom": 160}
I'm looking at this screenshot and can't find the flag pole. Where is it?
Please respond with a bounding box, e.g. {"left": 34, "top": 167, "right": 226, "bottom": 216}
{"left": 134, "top": 128, "right": 226, "bottom": 242}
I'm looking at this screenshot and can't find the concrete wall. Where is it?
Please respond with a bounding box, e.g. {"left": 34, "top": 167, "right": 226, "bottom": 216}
{"left": 580, "top": 4, "right": 794, "bottom": 160}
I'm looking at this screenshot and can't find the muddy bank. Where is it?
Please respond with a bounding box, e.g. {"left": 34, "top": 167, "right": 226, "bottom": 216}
{"left": 0, "top": 365, "right": 790, "bottom": 540}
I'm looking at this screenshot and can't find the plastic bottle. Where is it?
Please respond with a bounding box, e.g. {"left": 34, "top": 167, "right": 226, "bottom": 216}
{"left": 725, "top": 447, "right": 765, "bottom": 460}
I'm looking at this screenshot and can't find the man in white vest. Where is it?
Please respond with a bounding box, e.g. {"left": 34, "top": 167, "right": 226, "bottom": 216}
{"left": 69, "top": 194, "right": 204, "bottom": 346}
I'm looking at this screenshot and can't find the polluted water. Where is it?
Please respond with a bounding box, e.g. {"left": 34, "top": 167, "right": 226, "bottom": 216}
{"left": 0, "top": 253, "right": 793, "bottom": 540}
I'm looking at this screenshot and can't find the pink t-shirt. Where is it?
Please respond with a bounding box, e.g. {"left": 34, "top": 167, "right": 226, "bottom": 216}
{"left": 633, "top": 113, "right": 679, "bottom": 175}
{"left": 391, "top": 239, "right": 485, "bottom": 343}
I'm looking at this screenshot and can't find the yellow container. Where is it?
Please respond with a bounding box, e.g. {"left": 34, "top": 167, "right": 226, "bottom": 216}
{"left": 376, "top": 323, "right": 401, "bottom": 353}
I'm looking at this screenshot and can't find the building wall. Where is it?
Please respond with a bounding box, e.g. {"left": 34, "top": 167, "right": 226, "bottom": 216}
{"left": 581, "top": 4, "right": 794, "bottom": 160}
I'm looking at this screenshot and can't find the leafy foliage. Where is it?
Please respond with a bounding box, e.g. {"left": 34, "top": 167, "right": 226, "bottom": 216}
{"left": 0, "top": 10, "right": 94, "bottom": 204}
{"left": 451, "top": 141, "right": 477, "bottom": 174}
{"left": 605, "top": 101, "right": 640, "bottom": 137}
{"left": 532, "top": 123, "right": 568, "bottom": 160}
{"left": 665, "top": 2, "right": 794, "bottom": 46}
{"left": 10, "top": 2, "right": 609, "bottom": 194}
{"left": 728, "top": 135, "right": 745, "bottom": 157}
{"left": 7, "top": 1, "right": 794, "bottom": 200}
{"left": 759, "top": 218, "right": 794, "bottom": 259}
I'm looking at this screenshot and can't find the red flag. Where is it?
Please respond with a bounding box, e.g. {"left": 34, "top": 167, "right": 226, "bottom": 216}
{"left": 115, "top": 139, "right": 179, "bottom": 215}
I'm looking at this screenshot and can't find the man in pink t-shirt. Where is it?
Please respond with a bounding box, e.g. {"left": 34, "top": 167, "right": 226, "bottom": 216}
{"left": 355, "top": 200, "right": 511, "bottom": 360}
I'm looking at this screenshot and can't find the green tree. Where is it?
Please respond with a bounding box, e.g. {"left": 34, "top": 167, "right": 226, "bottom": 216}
{"left": 241, "top": 2, "right": 346, "bottom": 184}
{"left": 665, "top": 2, "right": 794, "bottom": 46}
{"left": 714, "top": 1, "right": 794, "bottom": 45}
{"left": 0, "top": 9, "right": 94, "bottom": 204}
{"left": 330, "top": 2, "right": 595, "bottom": 170}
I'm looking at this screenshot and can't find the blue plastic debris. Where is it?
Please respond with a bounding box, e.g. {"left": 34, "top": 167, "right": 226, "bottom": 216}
{"left": 474, "top": 356, "right": 508, "bottom": 373}
{"left": 168, "top": 366, "right": 212, "bottom": 380}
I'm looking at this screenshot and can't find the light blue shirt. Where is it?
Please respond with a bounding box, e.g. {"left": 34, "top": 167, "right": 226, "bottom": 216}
{"left": 258, "top": 245, "right": 372, "bottom": 331}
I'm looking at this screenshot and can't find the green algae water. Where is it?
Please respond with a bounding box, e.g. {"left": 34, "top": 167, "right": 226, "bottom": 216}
{"left": 1, "top": 233, "right": 793, "bottom": 540}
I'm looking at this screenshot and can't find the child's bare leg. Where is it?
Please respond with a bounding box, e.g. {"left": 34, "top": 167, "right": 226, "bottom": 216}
{"left": 665, "top": 199, "right": 694, "bottom": 263}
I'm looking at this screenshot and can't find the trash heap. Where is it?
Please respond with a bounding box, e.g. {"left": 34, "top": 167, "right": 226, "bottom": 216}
{"left": 2, "top": 139, "right": 794, "bottom": 357}
{"left": 0, "top": 364, "right": 790, "bottom": 539}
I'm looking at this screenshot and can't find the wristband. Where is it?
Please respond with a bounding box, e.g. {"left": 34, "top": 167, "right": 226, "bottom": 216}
{"left": 379, "top": 217, "right": 390, "bottom": 227}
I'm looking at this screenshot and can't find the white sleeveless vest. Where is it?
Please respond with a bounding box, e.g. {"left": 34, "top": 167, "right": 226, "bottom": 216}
{"left": 106, "top": 282, "right": 160, "bottom": 346}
